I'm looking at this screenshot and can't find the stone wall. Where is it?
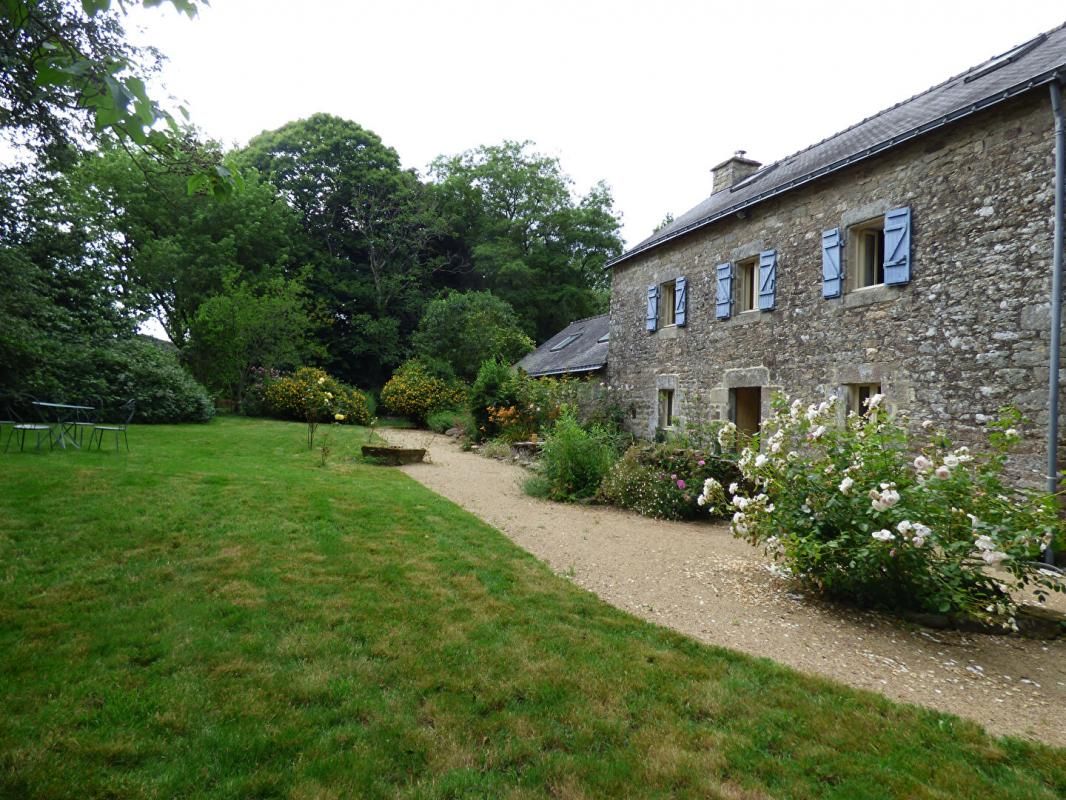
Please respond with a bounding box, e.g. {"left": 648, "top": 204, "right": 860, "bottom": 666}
{"left": 607, "top": 87, "right": 1065, "bottom": 483}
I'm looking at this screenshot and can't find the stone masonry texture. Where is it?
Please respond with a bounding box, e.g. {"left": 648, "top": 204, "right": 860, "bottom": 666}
{"left": 607, "top": 88, "right": 1066, "bottom": 483}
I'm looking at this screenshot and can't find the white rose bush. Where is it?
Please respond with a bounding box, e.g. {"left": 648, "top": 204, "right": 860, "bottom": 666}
{"left": 728, "top": 395, "right": 1064, "bottom": 627}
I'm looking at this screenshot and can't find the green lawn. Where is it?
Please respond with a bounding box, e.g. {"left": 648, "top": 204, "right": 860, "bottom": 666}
{"left": 0, "top": 417, "right": 1062, "bottom": 799}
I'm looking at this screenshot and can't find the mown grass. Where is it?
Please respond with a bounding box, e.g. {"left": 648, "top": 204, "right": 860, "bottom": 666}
{"left": 0, "top": 416, "right": 1062, "bottom": 799}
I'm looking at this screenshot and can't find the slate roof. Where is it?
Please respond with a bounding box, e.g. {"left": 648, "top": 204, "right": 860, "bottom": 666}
{"left": 516, "top": 314, "right": 609, "bottom": 377}
{"left": 610, "top": 22, "right": 1066, "bottom": 268}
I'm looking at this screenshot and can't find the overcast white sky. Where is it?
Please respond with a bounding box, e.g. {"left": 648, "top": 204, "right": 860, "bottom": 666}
{"left": 126, "top": 0, "right": 1066, "bottom": 249}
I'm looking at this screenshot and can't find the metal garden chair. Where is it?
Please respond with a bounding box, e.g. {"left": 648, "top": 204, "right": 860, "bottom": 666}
{"left": 72, "top": 399, "right": 101, "bottom": 447}
{"left": 3, "top": 398, "right": 54, "bottom": 452}
{"left": 88, "top": 399, "right": 136, "bottom": 452}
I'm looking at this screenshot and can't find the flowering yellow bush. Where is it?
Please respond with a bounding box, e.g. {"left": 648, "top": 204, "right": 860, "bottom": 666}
{"left": 262, "top": 367, "right": 371, "bottom": 425}
{"left": 381, "top": 360, "right": 468, "bottom": 423}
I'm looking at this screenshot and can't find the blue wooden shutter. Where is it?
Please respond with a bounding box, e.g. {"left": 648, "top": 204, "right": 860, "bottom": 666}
{"left": 646, "top": 285, "right": 659, "bottom": 331}
{"left": 715, "top": 263, "right": 733, "bottom": 320}
{"left": 822, "top": 228, "right": 843, "bottom": 298}
{"left": 675, "top": 276, "right": 688, "bottom": 327}
{"left": 758, "top": 249, "right": 777, "bottom": 311}
{"left": 883, "top": 206, "right": 912, "bottom": 285}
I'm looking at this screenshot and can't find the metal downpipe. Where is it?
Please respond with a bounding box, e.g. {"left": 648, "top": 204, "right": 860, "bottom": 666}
{"left": 1046, "top": 79, "right": 1064, "bottom": 566}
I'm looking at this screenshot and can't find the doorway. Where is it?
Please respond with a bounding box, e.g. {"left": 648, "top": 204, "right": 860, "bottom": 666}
{"left": 731, "top": 387, "right": 761, "bottom": 439}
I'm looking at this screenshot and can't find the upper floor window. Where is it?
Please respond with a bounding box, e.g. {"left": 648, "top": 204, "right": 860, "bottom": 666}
{"left": 660, "top": 280, "right": 677, "bottom": 326}
{"left": 822, "top": 206, "right": 911, "bottom": 299}
{"left": 848, "top": 217, "right": 885, "bottom": 290}
{"left": 736, "top": 257, "right": 758, "bottom": 313}
{"left": 646, "top": 277, "right": 687, "bottom": 331}
{"left": 715, "top": 250, "right": 777, "bottom": 320}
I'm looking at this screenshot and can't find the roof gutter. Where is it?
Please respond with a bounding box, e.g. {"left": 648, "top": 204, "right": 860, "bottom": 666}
{"left": 609, "top": 65, "right": 1066, "bottom": 269}
{"left": 1045, "top": 77, "right": 1064, "bottom": 566}
{"left": 525, "top": 364, "right": 605, "bottom": 378}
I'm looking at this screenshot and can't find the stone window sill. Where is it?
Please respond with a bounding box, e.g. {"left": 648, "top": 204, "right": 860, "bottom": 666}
{"left": 842, "top": 283, "right": 901, "bottom": 309}
{"left": 721, "top": 310, "right": 768, "bottom": 326}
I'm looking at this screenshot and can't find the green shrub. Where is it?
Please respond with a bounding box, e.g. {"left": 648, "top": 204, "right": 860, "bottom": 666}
{"left": 469, "top": 357, "right": 520, "bottom": 438}
{"left": 522, "top": 474, "right": 552, "bottom": 499}
{"left": 598, "top": 442, "right": 741, "bottom": 520}
{"left": 538, "top": 410, "right": 618, "bottom": 502}
{"left": 262, "top": 367, "right": 371, "bottom": 425}
{"left": 380, "top": 360, "right": 468, "bottom": 424}
{"left": 478, "top": 437, "right": 514, "bottom": 460}
{"left": 426, "top": 406, "right": 477, "bottom": 436}
{"left": 99, "top": 339, "right": 216, "bottom": 424}
{"left": 730, "top": 396, "right": 1065, "bottom": 625}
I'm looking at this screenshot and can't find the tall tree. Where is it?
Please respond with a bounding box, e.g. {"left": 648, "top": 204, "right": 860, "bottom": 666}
{"left": 241, "top": 114, "right": 443, "bottom": 386}
{"left": 429, "top": 141, "right": 623, "bottom": 343}
{"left": 72, "top": 141, "right": 305, "bottom": 347}
{"left": 186, "top": 276, "right": 317, "bottom": 408}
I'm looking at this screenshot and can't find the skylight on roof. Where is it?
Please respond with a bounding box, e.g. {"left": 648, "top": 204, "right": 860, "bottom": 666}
{"left": 597, "top": 332, "right": 609, "bottom": 343}
{"left": 729, "top": 162, "right": 779, "bottom": 193}
{"left": 549, "top": 333, "right": 581, "bottom": 352}
{"left": 964, "top": 34, "right": 1046, "bottom": 83}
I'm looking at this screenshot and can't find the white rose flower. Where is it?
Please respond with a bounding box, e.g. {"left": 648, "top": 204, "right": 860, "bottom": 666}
{"left": 871, "top": 529, "right": 894, "bottom": 541}
{"left": 839, "top": 477, "right": 854, "bottom": 494}
{"left": 934, "top": 465, "right": 951, "bottom": 480}
{"left": 981, "top": 550, "right": 1008, "bottom": 565}
{"left": 897, "top": 520, "right": 913, "bottom": 534}
{"left": 754, "top": 454, "right": 768, "bottom": 468}
{"left": 697, "top": 495, "right": 707, "bottom": 507}
{"left": 728, "top": 482, "right": 738, "bottom": 495}
{"left": 913, "top": 455, "right": 933, "bottom": 472}
{"left": 866, "top": 393, "right": 884, "bottom": 409}
{"left": 943, "top": 454, "right": 960, "bottom": 468}
{"left": 810, "top": 425, "right": 826, "bottom": 440}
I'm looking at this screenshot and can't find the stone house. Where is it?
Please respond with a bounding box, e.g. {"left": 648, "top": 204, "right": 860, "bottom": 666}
{"left": 606, "top": 24, "right": 1066, "bottom": 480}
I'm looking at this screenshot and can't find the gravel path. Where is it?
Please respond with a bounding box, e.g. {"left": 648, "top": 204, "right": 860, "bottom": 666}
{"left": 387, "top": 429, "right": 1066, "bottom": 747}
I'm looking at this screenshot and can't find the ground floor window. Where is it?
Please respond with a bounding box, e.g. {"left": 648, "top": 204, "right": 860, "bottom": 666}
{"left": 730, "top": 387, "right": 761, "bottom": 438}
{"left": 845, "top": 382, "right": 882, "bottom": 415}
{"left": 658, "top": 388, "right": 675, "bottom": 428}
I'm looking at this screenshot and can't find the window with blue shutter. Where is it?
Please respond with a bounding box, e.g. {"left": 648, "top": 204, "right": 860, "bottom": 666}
{"left": 758, "top": 250, "right": 777, "bottom": 311}
{"left": 822, "top": 228, "right": 843, "bottom": 298}
{"left": 883, "top": 206, "right": 912, "bottom": 285}
{"left": 646, "top": 285, "right": 659, "bottom": 331}
{"left": 675, "top": 276, "right": 688, "bottom": 327}
{"left": 716, "top": 263, "right": 733, "bottom": 320}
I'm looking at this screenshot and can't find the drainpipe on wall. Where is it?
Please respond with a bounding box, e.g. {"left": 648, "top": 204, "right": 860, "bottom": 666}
{"left": 1046, "top": 79, "right": 1064, "bottom": 566}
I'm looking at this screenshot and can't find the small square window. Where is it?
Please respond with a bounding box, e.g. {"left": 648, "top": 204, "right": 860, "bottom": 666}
{"left": 660, "top": 280, "right": 676, "bottom": 327}
{"left": 848, "top": 218, "right": 885, "bottom": 290}
{"left": 845, "top": 383, "right": 882, "bottom": 415}
{"left": 736, "top": 257, "right": 758, "bottom": 313}
{"left": 658, "top": 389, "right": 675, "bottom": 428}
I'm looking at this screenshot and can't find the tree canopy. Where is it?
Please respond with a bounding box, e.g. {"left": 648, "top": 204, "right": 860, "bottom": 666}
{"left": 241, "top": 114, "right": 445, "bottom": 386}
{"left": 412, "top": 291, "right": 533, "bottom": 382}
{"left": 430, "top": 140, "right": 623, "bottom": 342}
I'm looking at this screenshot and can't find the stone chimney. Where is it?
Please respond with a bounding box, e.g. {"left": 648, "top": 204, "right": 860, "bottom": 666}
{"left": 711, "top": 150, "right": 762, "bottom": 193}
